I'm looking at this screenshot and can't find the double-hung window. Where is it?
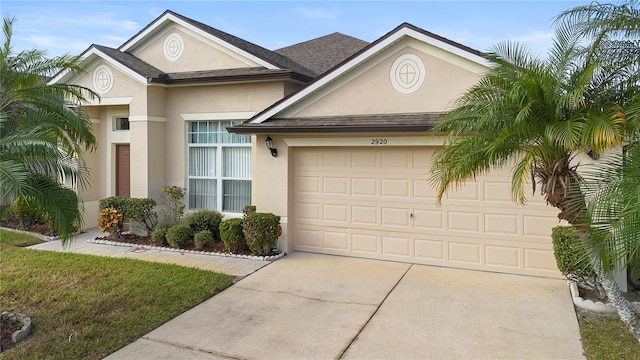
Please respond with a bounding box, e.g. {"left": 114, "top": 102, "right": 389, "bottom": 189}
{"left": 187, "top": 121, "right": 251, "bottom": 212}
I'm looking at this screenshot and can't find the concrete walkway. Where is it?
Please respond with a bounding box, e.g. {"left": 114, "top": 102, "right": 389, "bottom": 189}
{"left": 27, "top": 228, "right": 270, "bottom": 278}
{"left": 106, "top": 252, "right": 585, "bottom": 360}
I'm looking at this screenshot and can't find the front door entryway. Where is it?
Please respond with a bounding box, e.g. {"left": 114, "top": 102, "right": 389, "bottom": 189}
{"left": 116, "top": 144, "right": 130, "bottom": 197}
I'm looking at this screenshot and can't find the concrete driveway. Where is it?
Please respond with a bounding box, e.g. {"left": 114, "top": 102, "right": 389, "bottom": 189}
{"left": 106, "top": 253, "right": 584, "bottom": 360}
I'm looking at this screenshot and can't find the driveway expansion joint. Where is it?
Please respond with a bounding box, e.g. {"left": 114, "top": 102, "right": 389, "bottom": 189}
{"left": 337, "top": 264, "right": 413, "bottom": 359}
{"left": 233, "top": 286, "right": 378, "bottom": 307}
{"left": 142, "top": 336, "right": 244, "bottom": 359}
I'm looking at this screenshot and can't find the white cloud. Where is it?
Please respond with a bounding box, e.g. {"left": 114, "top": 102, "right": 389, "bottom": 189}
{"left": 293, "top": 6, "right": 339, "bottom": 20}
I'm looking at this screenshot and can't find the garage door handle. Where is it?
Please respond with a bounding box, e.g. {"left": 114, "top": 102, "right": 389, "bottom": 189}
{"left": 410, "top": 213, "right": 413, "bottom": 218}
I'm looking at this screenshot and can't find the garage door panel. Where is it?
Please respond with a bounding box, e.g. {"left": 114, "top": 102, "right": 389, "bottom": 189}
{"left": 485, "top": 245, "right": 520, "bottom": 267}
{"left": 351, "top": 178, "right": 378, "bottom": 196}
{"left": 382, "top": 236, "right": 411, "bottom": 257}
{"left": 351, "top": 206, "right": 378, "bottom": 225}
{"left": 323, "top": 204, "right": 348, "bottom": 222}
{"left": 295, "top": 228, "right": 322, "bottom": 248}
{"left": 448, "top": 242, "right": 482, "bottom": 264}
{"left": 524, "top": 249, "right": 558, "bottom": 272}
{"left": 381, "top": 207, "right": 410, "bottom": 227}
{"left": 323, "top": 231, "right": 349, "bottom": 250}
{"left": 447, "top": 211, "right": 481, "bottom": 232}
{"left": 446, "top": 182, "right": 480, "bottom": 201}
{"left": 524, "top": 216, "right": 557, "bottom": 237}
{"left": 413, "top": 209, "right": 444, "bottom": 229}
{"left": 484, "top": 213, "right": 519, "bottom": 235}
{"left": 297, "top": 202, "right": 321, "bottom": 221}
{"left": 293, "top": 147, "right": 561, "bottom": 278}
{"left": 414, "top": 238, "right": 446, "bottom": 260}
{"left": 352, "top": 233, "right": 380, "bottom": 254}
{"left": 381, "top": 150, "right": 410, "bottom": 168}
{"left": 413, "top": 179, "right": 438, "bottom": 199}
{"left": 350, "top": 151, "right": 378, "bottom": 167}
{"left": 323, "top": 177, "right": 348, "bottom": 195}
{"left": 380, "top": 178, "right": 410, "bottom": 198}
{"left": 295, "top": 176, "right": 321, "bottom": 194}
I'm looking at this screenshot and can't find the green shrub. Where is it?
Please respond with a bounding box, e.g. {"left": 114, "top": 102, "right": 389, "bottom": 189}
{"left": 243, "top": 212, "right": 280, "bottom": 256}
{"left": 151, "top": 221, "right": 174, "bottom": 246}
{"left": 220, "top": 218, "right": 246, "bottom": 253}
{"left": 11, "top": 196, "right": 43, "bottom": 230}
{"left": 128, "top": 198, "right": 158, "bottom": 234}
{"left": 194, "top": 230, "right": 213, "bottom": 250}
{"left": 551, "top": 226, "right": 595, "bottom": 280}
{"left": 99, "top": 196, "right": 130, "bottom": 213}
{"left": 0, "top": 204, "right": 16, "bottom": 223}
{"left": 166, "top": 224, "right": 192, "bottom": 249}
{"left": 243, "top": 205, "right": 256, "bottom": 216}
{"left": 185, "top": 210, "right": 223, "bottom": 239}
{"left": 161, "top": 186, "right": 186, "bottom": 223}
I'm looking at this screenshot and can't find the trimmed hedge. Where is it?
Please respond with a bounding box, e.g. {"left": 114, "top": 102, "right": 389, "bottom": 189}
{"left": 184, "top": 210, "right": 223, "bottom": 239}
{"left": 166, "top": 224, "right": 193, "bottom": 249}
{"left": 194, "top": 230, "right": 213, "bottom": 250}
{"left": 243, "top": 212, "right": 280, "bottom": 256}
{"left": 551, "top": 226, "right": 595, "bottom": 280}
{"left": 220, "top": 218, "right": 246, "bottom": 253}
{"left": 151, "top": 221, "right": 173, "bottom": 246}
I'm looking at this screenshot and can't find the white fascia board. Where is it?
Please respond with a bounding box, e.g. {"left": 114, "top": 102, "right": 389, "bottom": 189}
{"left": 81, "top": 96, "right": 134, "bottom": 106}
{"left": 249, "top": 26, "right": 491, "bottom": 124}
{"left": 181, "top": 112, "right": 256, "bottom": 121}
{"left": 405, "top": 28, "right": 493, "bottom": 69}
{"left": 120, "top": 13, "right": 278, "bottom": 70}
{"left": 49, "top": 48, "right": 148, "bottom": 86}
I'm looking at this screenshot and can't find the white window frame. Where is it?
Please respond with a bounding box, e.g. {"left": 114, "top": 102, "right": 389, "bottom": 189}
{"left": 186, "top": 120, "right": 251, "bottom": 213}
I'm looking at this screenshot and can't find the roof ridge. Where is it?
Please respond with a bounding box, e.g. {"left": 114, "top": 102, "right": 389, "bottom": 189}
{"left": 166, "top": 11, "right": 317, "bottom": 78}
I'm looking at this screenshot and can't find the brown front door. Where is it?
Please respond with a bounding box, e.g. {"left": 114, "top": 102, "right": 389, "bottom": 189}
{"left": 116, "top": 145, "right": 130, "bottom": 197}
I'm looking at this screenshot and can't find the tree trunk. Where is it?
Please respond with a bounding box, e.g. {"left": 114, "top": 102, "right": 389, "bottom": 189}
{"left": 590, "top": 250, "right": 640, "bottom": 342}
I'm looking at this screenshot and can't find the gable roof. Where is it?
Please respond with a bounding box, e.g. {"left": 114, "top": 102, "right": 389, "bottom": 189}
{"left": 230, "top": 22, "right": 491, "bottom": 133}
{"left": 119, "top": 10, "right": 316, "bottom": 78}
{"left": 49, "top": 10, "right": 320, "bottom": 86}
{"left": 228, "top": 22, "right": 491, "bottom": 133}
{"left": 276, "top": 33, "right": 369, "bottom": 75}
{"left": 92, "top": 45, "right": 164, "bottom": 81}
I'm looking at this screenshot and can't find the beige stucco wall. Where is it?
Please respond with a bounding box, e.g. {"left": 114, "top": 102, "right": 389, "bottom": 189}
{"left": 163, "top": 82, "right": 287, "bottom": 187}
{"left": 252, "top": 134, "right": 291, "bottom": 251}
{"left": 285, "top": 41, "right": 485, "bottom": 118}
{"left": 134, "top": 26, "right": 259, "bottom": 73}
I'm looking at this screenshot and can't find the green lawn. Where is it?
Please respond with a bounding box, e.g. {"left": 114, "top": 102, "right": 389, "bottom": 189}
{"left": 0, "top": 229, "right": 232, "bottom": 359}
{"left": 578, "top": 311, "right": 640, "bottom": 360}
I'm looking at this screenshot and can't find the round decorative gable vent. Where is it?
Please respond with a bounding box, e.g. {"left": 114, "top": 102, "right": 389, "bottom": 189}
{"left": 163, "top": 33, "right": 184, "bottom": 61}
{"left": 390, "top": 54, "right": 426, "bottom": 94}
{"left": 93, "top": 65, "right": 113, "bottom": 95}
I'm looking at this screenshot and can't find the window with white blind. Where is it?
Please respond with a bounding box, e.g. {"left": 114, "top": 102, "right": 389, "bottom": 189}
{"left": 187, "top": 121, "right": 251, "bottom": 212}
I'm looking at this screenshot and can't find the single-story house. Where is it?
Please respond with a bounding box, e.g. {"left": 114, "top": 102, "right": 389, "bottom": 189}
{"left": 51, "top": 10, "right": 562, "bottom": 278}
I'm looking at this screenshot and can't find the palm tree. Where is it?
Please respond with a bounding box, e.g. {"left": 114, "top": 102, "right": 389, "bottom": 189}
{"left": 429, "top": 4, "right": 640, "bottom": 340}
{"left": 0, "top": 17, "right": 96, "bottom": 243}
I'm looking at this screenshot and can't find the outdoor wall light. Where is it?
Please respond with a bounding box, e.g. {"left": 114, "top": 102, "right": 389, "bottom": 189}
{"left": 265, "top": 136, "right": 278, "bottom": 157}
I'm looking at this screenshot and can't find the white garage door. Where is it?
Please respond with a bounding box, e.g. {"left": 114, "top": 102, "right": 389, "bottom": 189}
{"left": 292, "top": 147, "right": 562, "bottom": 278}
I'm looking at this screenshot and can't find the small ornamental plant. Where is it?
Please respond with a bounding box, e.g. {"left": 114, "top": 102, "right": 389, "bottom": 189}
{"left": 98, "top": 207, "right": 124, "bottom": 238}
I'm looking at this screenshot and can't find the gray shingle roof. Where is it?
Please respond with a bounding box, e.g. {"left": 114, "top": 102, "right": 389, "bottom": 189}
{"left": 229, "top": 113, "right": 444, "bottom": 134}
{"left": 92, "top": 45, "right": 164, "bottom": 81}
{"left": 160, "top": 67, "right": 312, "bottom": 84}
{"left": 276, "top": 33, "right": 369, "bottom": 75}
{"left": 164, "top": 10, "right": 317, "bottom": 78}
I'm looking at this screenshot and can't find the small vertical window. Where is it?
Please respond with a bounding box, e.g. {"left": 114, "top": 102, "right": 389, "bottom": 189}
{"left": 114, "top": 117, "right": 130, "bottom": 131}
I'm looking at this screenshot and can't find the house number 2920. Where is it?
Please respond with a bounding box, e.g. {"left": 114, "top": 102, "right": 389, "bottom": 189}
{"left": 370, "top": 138, "right": 388, "bottom": 145}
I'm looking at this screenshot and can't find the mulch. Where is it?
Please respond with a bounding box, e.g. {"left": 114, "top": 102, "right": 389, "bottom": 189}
{"left": 97, "top": 233, "right": 257, "bottom": 256}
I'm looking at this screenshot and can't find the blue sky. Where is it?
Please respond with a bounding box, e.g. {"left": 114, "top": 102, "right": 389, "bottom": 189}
{"left": 2, "top": 1, "right": 593, "bottom": 58}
